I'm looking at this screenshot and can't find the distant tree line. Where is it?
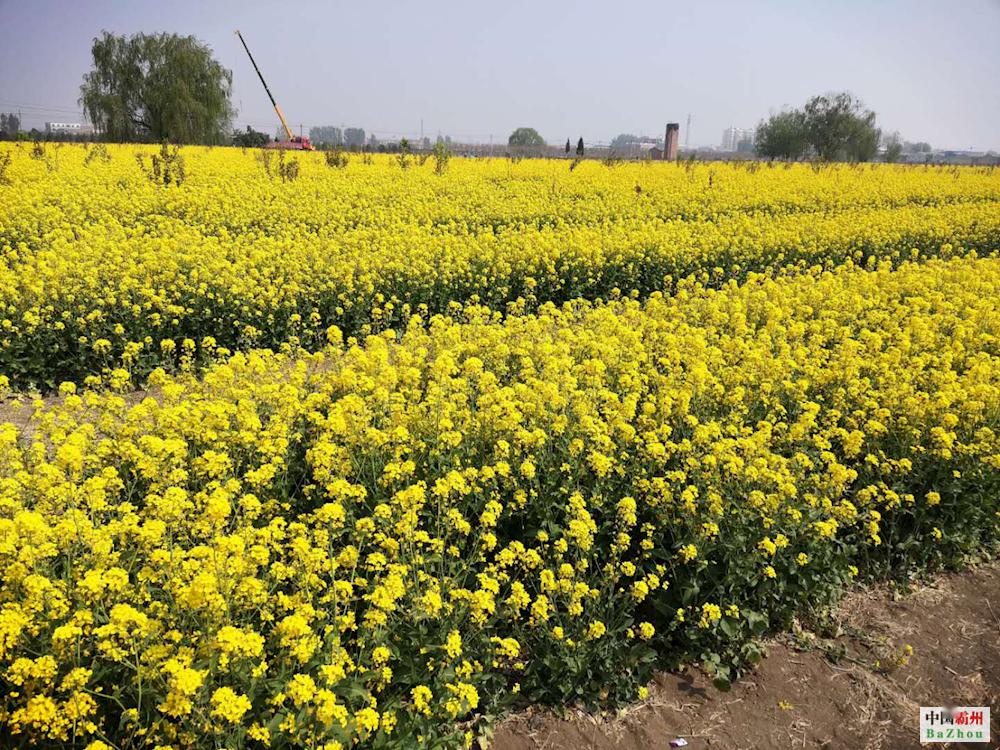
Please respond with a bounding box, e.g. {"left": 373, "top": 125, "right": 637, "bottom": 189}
{"left": 881, "top": 131, "right": 933, "bottom": 162}
{"left": 309, "top": 126, "right": 343, "bottom": 146}
{"left": 0, "top": 113, "right": 99, "bottom": 143}
{"left": 1, "top": 130, "right": 97, "bottom": 143}
{"left": 610, "top": 133, "right": 639, "bottom": 149}
{"left": 231, "top": 126, "right": 271, "bottom": 148}
{"left": 609, "top": 133, "right": 659, "bottom": 150}
{"left": 0, "top": 113, "right": 21, "bottom": 139}
{"left": 308, "top": 126, "right": 367, "bottom": 148}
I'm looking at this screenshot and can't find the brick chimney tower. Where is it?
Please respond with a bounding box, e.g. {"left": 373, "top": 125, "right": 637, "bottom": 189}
{"left": 664, "top": 123, "right": 680, "bottom": 160}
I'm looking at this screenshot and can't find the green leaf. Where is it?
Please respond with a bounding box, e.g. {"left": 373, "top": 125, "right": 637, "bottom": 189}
{"left": 712, "top": 676, "right": 732, "bottom": 692}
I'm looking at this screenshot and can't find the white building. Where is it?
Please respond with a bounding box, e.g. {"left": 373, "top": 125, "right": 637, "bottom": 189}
{"left": 45, "top": 122, "right": 96, "bottom": 136}
{"left": 721, "top": 126, "right": 754, "bottom": 152}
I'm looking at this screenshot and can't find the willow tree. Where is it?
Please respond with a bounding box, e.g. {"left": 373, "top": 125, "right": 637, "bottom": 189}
{"left": 508, "top": 128, "right": 545, "bottom": 147}
{"left": 803, "top": 92, "right": 880, "bottom": 162}
{"left": 756, "top": 92, "right": 881, "bottom": 162}
{"left": 80, "top": 31, "right": 235, "bottom": 144}
{"left": 755, "top": 110, "right": 809, "bottom": 160}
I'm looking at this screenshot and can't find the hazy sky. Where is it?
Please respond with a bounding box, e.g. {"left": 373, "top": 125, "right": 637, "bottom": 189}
{"left": 1, "top": 0, "right": 998, "bottom": 149}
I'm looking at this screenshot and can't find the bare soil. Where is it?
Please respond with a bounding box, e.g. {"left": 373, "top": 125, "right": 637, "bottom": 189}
{"left": 0, "top": 393, "right": 44, "bottom": 436}
{"left": 0, "top": 387, "right": 154, "bottom": 441}
{"left": 491, "top": 563, "right": 1000, "bottom": 750}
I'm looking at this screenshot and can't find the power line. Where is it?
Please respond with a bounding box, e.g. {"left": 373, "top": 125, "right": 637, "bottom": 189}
{"left": 0, "top": 101, "right": 86, "bottom": 115}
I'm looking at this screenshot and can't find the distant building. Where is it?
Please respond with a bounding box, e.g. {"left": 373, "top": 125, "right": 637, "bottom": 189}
{"left": 664, "top": 123, "right": 680, "bottom": 160}
{"left": 45, "top": 122, "right": 96, "bottom": 136}
{"left": 721, "top": 126, "right": 754, "bottom": 152}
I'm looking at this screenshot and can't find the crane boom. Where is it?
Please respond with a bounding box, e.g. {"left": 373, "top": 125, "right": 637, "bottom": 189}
{"left": 236, "top": 30, "right": 295, "bottom": 142}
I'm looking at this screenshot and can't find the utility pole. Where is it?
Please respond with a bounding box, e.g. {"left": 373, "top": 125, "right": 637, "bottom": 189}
{"left": 685, "top": 113, "right": 691, "bottom": 149}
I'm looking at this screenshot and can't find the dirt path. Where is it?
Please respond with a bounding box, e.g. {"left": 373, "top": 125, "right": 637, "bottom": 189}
{"left": 492, "top": 564, "right": 1000, "bottom": 750}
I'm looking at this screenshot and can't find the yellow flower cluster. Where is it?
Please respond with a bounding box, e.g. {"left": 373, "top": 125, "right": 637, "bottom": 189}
{"left": 1, "top": 144, "right": 999, "bottom": 386}
{"left": 2, "top": 252, "right": 999, "bottom": 747}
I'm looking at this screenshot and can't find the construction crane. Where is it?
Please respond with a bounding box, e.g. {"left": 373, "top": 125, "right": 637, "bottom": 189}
{"left": 236, "top": 30, "right": 314, "bottom": 150}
